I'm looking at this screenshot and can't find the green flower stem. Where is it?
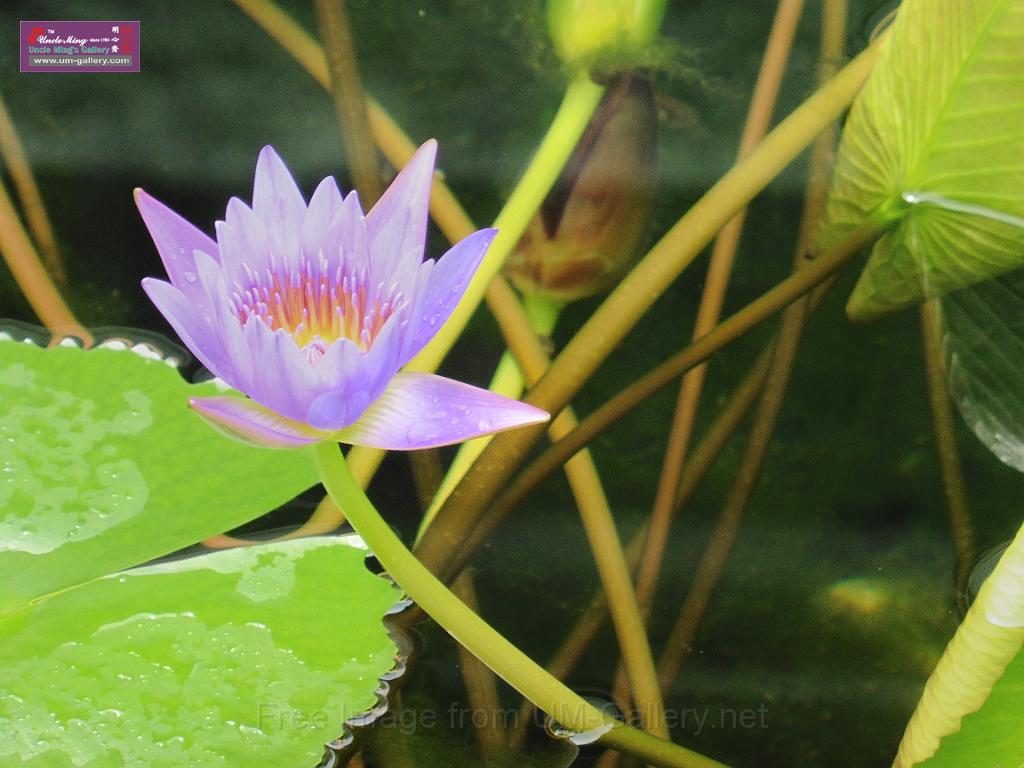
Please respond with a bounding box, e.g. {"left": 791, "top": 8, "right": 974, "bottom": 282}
{"left": 419, "top": 288, "right": 669, "bottom": 737}
{"left": 405, "top": 73, "right": 605, "bottom": 376}
{"left": 414, "top": 32, "right": 889, "bottom": 579}
{"left": 311, "top": 442, "right": 728, "bottom": 768}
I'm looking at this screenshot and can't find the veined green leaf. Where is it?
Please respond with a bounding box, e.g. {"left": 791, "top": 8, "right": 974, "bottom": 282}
{"left": 817, "top": 0, "right": 1024, "bottom": 320}
{"left": 0, "top": 535, "right": 401, "bottom": 767}
{"left": 896, "top": 522, "right": 1024, "bottom": 767}
{"left": 939, "top": 268, "right": 1024, "bottom": 472}
{"left": 0, "top": 336, "right": 318, "bottom": 615}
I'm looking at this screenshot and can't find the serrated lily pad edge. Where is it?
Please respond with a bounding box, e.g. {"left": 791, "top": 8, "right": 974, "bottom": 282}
{"left": 0, "top": 323, "right": 418, "bottom": 761}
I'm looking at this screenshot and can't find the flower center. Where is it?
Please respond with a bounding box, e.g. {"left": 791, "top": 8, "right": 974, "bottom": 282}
{"left": 229, "top": 253, "right": 404, "bottom": 358}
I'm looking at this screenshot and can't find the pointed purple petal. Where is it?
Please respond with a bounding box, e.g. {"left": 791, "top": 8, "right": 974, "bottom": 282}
{"left": 135, "top": 189, "right": 219, "bottom": 302}
{"left": 252, "top": 146, "right": 305, "bottom": 267}
{"left": 190, "top": 396, "right": 326, "bottom": 449}
{"left": 365, "top": 140, "right": 437, "bottom": 285}
{"left": 217, "top": 197, "right": 271, "bottom": 285}
{"left": 334, "top": 372, "right": 549, "bottom": 450}
{"left": 302, "top": 176, "right": 344, "bottom": 256}
{"left": 403, "top": 228, "right": 496, "bottom": 362}
{"left": 142, "top": 277, "right": 232, "bottom": 379}
{"left": 316, "top": 191, "right": 370, "bottom": 276}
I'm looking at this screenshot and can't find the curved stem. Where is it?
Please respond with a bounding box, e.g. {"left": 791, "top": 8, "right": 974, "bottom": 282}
{"left": 405, "top": 74, "right": 605, "bottom": 375}
{"left": 415, "top": 34, "right": 888, "bottom": 579}
{"left": 311, "top": 441, "right": 729, "bottom": 768}
{"left": 426, "top": 287, "right": 669, "bottom": 737}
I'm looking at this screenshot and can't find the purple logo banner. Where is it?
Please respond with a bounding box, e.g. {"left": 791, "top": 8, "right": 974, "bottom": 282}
{"left": 20, "top": 21, "right": 140, "bottom": 73}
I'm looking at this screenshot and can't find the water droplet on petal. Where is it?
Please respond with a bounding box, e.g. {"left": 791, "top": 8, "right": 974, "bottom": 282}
{"left": 183, "top": 271, "right": 197, "bottom": 283}
{"left": 407, "top": 422, "right": 442, "bottom": 446}
{"left": 477, "top": 418, "right": 493, "bottom": 431}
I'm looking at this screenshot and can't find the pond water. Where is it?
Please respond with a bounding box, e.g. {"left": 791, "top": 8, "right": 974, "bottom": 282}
{"left": 2, "top": 1, "right": 1022, "bottom": 767}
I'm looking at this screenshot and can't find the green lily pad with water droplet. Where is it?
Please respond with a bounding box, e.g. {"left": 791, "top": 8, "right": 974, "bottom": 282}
{"left": 817, "top": 0, "right": 1024, "bottom": 320}
{"left": 0, "top": 337, "right": 317, "bottom": 615}
{"left": 0, "top": 534, "right": 401, "bottom": 767}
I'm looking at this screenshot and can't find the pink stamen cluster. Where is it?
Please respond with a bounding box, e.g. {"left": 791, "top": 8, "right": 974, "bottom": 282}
{"left": 229, "top": 252, "right": 405, "bottom": 363}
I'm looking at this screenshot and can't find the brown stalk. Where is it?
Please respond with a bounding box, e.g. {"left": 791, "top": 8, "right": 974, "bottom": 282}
{"left": 312, "top": 0, "right": 384, "bottom": 205}
{"left": 919, "top": 299, "right": 976, "bottom": 600}
{"left": 454, "top": 571, "right": 508, "bottom": 766}
{"left": 414, "top": 38, "right": 886, "bottom": 583}
{"left": 0, "top": 94, "right": 66, "bottom": 287}
{"left": 0, "top": 177, "right": 89, "bottom": 344}
{"left": 656, "top": 0, "right": 848, "bottom": 691}
{"left": 229, "top": 1, "right": 665, "bottom": 728}
{"left": 625, "top": 0, "right": 807, "bottom": 710}
{"left": 424, "top": 217, "right": 883, "bottom": 587}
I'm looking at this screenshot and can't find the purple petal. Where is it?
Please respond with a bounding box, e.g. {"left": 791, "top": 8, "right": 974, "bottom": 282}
{"left": 365, "top": 140, "right": 437, "bottom": 286}
{"left": 216, "top": 197, "right": 271, "bottom": 285}
{"left": 190, "top": 396, "right": 326, "bottom": 449}
{"left": 302, "top": 176, "right": 344, "bottom": 256}
{"left": 306, "top": 322, "right": 404, "bottom": 431}
{"left": 307, "top": 388, "right": 372, "bottom": 432}
{"left": 403, "top": 228, "right": 496, "bottom": 362}
{"left": 235, "top": 317, "right": 316, "bottom": 423}
{"left": 141, "top": 277, "right": 232, "bottom": 379}
{"left": 252, "top": 146, "right": 306, "bottom": 267}
{"left": 317, "top": 191, "right": 370, "bottom": 276}
{"left": 334, "top": 372, "right": 549, "bottom": 450}
{"left": 135, "top": 189, "right": 219, "bottom": 302}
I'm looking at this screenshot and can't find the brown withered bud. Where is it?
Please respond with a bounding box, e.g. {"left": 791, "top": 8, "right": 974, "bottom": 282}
{"left": 505, "top": 72, "right": 658, "bottom": 303}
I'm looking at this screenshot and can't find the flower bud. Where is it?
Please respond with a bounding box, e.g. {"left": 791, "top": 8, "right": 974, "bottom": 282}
{"left": 505, "top": 72, "right": 658, "bottom": 302}
{"left": 547, "top": 0, "right": 667, "bottom": 69}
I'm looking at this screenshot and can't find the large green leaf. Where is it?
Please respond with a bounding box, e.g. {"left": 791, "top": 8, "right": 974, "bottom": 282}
{"left": 917, "top": 646, "right": 1024, "bottom": 768}
{"left": 0, "top": 534, "right": 400, "bottom": 767}
{"left": 817, "top": 0, "right": 1024, "bottom": 320}
{"left": 0, "top": 335, "right": 317, "bottom": 615}
{"left": 939, "top": 268, "right": 1024, "bottom": 472}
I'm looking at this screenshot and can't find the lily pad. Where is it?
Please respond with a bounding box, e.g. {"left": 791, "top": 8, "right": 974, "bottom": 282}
{"left": 0, "top": 534, "right": 401, "bottom": 767}
{"left": 817, "top": 0, "right": 1024, "bottom": 320}
{"left": 0, "top": 333, "right": 317, "bottom": 615}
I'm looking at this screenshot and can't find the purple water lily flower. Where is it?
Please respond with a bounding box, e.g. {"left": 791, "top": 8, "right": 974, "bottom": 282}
{"left": 137, "top": 140, "right": 548, "bottom": 449}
